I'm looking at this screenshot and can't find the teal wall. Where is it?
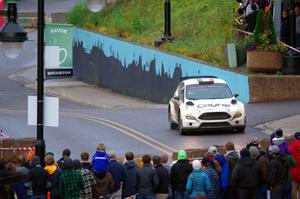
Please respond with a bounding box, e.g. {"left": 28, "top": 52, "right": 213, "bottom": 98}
{"left": 73, "top": 28, "right": 249, "bottom": 103}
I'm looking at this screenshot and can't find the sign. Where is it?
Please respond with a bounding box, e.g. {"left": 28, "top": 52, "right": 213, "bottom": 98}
{"left": 28, "top": 96, "right": 59, "bottom": 127}
{"left": 0, "top": 0, "right": 4, "bottom": 28}
{"left": 44, "top": 23, "right": 73, "bottom": 79}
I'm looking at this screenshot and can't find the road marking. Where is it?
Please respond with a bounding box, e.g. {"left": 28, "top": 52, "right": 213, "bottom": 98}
{"left": 0, "top": 109, "right": 176, "bottom": 155}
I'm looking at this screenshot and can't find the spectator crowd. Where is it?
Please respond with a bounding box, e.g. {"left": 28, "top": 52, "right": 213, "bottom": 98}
{"left": 1, "top": 129, "right": 300, "bottom": 199}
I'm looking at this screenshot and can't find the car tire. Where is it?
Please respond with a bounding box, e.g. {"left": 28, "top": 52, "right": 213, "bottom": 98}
{"left": 236, "top": 127, "right": 246, "bottom": 133}
{"left": 178, "top": 114, "right": 186, "bottom": 135}
{"left": 168, "top": 109, "right": 178, "bottom": 130}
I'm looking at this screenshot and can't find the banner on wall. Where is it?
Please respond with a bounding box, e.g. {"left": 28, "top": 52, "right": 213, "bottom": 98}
{"left": 45, "top": 23, "right": 73, "bottom": 79}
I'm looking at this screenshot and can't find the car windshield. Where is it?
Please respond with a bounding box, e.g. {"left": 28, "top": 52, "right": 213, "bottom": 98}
{"left": 186, "top": 83, "right": 233, "bottom": 100}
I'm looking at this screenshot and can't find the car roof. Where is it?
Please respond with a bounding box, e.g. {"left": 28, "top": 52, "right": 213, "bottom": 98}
{"left": 182, "top": 77, "right": 227, "bottom": 85}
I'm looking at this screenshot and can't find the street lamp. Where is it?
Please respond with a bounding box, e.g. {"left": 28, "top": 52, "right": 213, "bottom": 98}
{"left": 0, "top": 0, "right": 45, "bottom": 166}
{"left": 0, "top": 2, "right": 27, "bottom": 59}
{"left": 87, "top": 0, "right": 102, "bottom": 13}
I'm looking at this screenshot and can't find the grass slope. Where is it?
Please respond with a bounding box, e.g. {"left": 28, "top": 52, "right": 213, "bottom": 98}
{"left": 68, "top": 0, "right": 237, "bottom": 66}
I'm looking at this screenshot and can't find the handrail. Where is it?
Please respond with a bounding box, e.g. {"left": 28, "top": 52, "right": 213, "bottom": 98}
{"left": 234, "top": 28, "right": 300, "bottom": 54}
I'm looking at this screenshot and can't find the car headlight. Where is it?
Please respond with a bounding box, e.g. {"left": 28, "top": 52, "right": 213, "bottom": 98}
{"left": 185, "top": 113, "right": 197, "bottom": 121}
{"left": 233, "top": 111, "right": 242, "bottom": 119}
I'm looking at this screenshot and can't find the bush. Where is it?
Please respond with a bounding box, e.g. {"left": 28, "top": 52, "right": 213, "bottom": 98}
{"left": 67, "top": 1, "right": 90, "bottom": 27}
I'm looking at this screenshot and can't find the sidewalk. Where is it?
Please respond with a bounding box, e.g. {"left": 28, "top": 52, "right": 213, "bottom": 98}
{"left": 9, "top": 66, "right": 165, "bottom": 109}
{"left": 9, "top": 66, "right": 300, "bottom": 136}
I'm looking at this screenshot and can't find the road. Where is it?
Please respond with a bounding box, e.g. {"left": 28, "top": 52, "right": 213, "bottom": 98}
{"left": 1, "top": 0, "right": 300, "bottom": 160}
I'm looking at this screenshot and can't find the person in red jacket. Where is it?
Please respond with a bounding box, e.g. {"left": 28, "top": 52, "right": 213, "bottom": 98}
{"left": 288, "top": 132, "right": 300, "bottom": 199}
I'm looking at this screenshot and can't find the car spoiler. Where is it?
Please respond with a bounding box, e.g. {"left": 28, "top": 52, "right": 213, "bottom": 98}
{"left": 180, "top": 76, "right": 218, "bottom": 81}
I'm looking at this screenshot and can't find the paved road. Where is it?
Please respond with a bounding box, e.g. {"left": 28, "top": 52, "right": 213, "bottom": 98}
{"left": 1, "top": 1, "right": 300, "bottom": 159}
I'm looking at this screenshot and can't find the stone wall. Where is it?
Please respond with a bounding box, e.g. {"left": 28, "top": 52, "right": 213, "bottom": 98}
{"left": 249, "top": 75, "right": 300, "bottom": 102}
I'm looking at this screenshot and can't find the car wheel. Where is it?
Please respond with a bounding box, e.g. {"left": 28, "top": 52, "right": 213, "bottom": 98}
{"left": 178, "top": 114, "right": 186, "bottom": 135}
{"left": 236, "top": 127, "right": 246, "bottom": 133}
{"left": 168, "top": 108, "right": 178, "bottom": 130}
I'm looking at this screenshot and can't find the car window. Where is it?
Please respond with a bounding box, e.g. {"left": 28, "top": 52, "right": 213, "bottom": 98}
{"left": 180, "top": 89, "right": 184, "bottom": 101}
{"left": 186, "top": 83, "right": 233, "bottom": 100}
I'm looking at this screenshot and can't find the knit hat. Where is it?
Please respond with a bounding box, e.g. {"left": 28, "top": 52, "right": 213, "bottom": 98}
{"left": 294, "top": 132, "right": 300, "bottom": 140}
{"left": 63, "top": 157, "right": 73, "bottom": 169}
{"left": 269, "top": 145, "right": 280, "bottom": 154}
{"left": 240, "top": 148, "right": 250, "bottom": 158}
{"left": 249, "top": 146, "right": 259, "bottom": 157}
{"left": 275, "top": 128, "right": 283, "bottom": 138}
{"left": 177, "top": 150, "right": 187, "bottom": 160}
{"left": 192, "top": 160, "right": 201, "bottom": 170}
{"left": 31, "top": 156, "right": 40, "bottom": 166}
{"left": 207, "top": 146, "right": 218, "bottom": 155}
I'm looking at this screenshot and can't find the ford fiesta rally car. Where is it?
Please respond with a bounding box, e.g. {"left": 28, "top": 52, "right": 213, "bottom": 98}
{"left": 168, "top": 76, "right": 246, "bottom": 134}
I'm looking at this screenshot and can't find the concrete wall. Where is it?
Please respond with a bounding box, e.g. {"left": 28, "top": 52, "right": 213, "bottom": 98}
{"left": 249, "top": 76, "right": 300, "bottom": 102}
{"left": 73, "top": 28, "right": 249, "bottom": 103}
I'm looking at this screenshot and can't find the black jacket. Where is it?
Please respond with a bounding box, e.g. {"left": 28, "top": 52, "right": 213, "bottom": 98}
{"left": 231, "top": 157, "right": 259, "bottom": 189}
{"left": 154, "top": 164, "right": 169, "bottom": 194}
{"left": 122, "top": 161, "right": 137, "bottom": 198}
{"left": 225, "top": 151, "right": 239, "bottom": 186}
{"left": 107, "top": 160, "right": 127, "bottom": 193}
{"left": 29, "top": 166, "right": 48, "bottom": 196}
{"left": 133, "top": 164, "right": 159, "bottom": 196}
{"left": 268, "top": 153, "right": 293, "bottom": 188}
{"left": 170, "top": 160, "right": 193, "bottom": 192}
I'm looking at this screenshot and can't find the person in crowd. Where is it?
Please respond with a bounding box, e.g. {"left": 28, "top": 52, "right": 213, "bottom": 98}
{"left": 28, "top": 156, "right": 49, "bottom": 198}
{"left": 224, "top": 141, "right": 239, "bottom": 199}
{"left": 249, "top": 146, "right": 269, "bottom": 199}
{"left": 160, "top": 154, "right": 171, "bottom": 171}
{"left": 56, "top": 148, "right": 71, "bottom": 171}
{"left": 232, "top": 148, "right": 259, "bottom": 199}
{"left": 14, "top": 154, "right": 29, "bottom": 199}
{"left": 92, "top": 168, "right": 114, "bottom": 199}
{"left": 246, "top": 137, "right": 260, "bottom": 149}
{"left": 295, "top": 3, "right": 300, "bottom": 48}
{"left": 122, "top": 152, "right": 137, "bottom": 199}
{"left": 271, "top": 128, "right": 289, "bottom": 154}
{"left": 186, "top": 159, "right": 211, "bottom": 199}
{"left": 107, "top": 151, "right": 126, "bottom": 197}
{"left": 72, "top": 159, "right": 96, "bottom": 199}
{"left": 59, "top": 157, "right": 83, "bottom": 199}
{"left": 288, "top": 132, "right": 300, "bottom": 199}
{"left": 152, "top": 155, "right": 169, "bottom": 199}
{"left": 44, "top": 154, "right": 62, "bottom": 199}
{"left": 245, "top": 0, "right": 259, "bottom": 16}
{"left": 0, "top": 158, "right": 10, "bottom": 199}
{"left": 205, "top": 146, "right": 221, "bottom": 175}
{"left": 92, "top": 143, "right": 110, "bottom": 179}
{"left": 270, "top": 128, "right": 283, "bottom": 143}
{"left": 268, "top": 145, "right": 294, "bottom": 199}
{"left": 245, "top": 4, "right": 259, "bottom": 32}
{"left": 215, "top": 153, "right": 229, "bottom": 199}
{"left": 202, "top": 157, "right": 219, "bottom": 199}
{"left": 81, "top": 152, "right": 93, "bottom": 171}
{"left": 281, "top": 9, "right": 290, "bottom": 44}
{"left": 170, "top": 150, "right": 193, "bottom": 199}
{"left": 27, "top": 150, "right": 35, "bottom": 169}
{"left": 133, "top": 154, "right": 159, "bottom": 199}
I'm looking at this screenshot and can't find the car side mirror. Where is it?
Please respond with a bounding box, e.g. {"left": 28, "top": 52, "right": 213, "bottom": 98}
{"left": 234, "top": 93, "right": 239, "bottom": 98}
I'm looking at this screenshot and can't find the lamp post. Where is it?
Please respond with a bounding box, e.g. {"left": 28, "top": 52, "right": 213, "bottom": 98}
{"left": 36, "top": 0, "right": 45, "bottom": 166}
{"left": 0, "top": 0, "right": 45, "bottom": 166}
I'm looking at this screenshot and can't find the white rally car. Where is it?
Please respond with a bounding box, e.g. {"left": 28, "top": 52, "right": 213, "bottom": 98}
{"left": 168, "top": 76, "right": 246, "bottom": 134}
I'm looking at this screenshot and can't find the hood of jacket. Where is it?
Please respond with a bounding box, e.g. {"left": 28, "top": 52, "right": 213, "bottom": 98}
{"left": 226, "top": 151, "right": 239, "bottom": 160}
{"left": 124, "top": 160, "right": 136, "bottom": 169}
{"left": 239, "top": 157, "right": 256, "bottom": 167}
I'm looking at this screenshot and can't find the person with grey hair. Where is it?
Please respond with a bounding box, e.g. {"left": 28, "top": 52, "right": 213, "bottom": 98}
{"left": 107, "top": 151, "right": 126, "bottom": 196}
{"left": 249, "top": 146, "right": 269, "bottom": 199}
{"left": 268, "top": 145, "right": 294, "bottom": 199}
{"left": 73, "top": 159, "right": 96, "bottom": 199}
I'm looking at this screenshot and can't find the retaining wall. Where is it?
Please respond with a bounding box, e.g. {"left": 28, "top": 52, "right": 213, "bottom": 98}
{"left": 73, "top": 28, "right": 249, "bottom": 103}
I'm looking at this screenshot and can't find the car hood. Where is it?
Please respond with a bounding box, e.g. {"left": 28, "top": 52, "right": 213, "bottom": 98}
{"left": 190, "top": 98, "right": 235, "bottom": 109}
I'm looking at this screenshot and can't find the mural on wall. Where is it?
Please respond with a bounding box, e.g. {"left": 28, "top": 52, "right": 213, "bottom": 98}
{"left": 73, "top": 28, "right": 249, "bottom": 103}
